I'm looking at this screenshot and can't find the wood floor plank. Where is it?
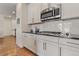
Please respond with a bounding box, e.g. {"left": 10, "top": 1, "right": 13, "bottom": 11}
{"left": 0, "top": 36, "right": 36, "bottom": 56}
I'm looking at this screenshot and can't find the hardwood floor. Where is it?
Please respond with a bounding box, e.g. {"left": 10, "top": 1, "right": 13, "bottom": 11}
{"left": 0, "top": 36, "right": 36, "bottom": 56}
{"left": 16, "top": 47, "right": 36, "bottom": 56}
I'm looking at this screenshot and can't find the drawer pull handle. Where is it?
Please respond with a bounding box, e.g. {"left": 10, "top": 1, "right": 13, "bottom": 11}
{"left": 45, "top": 43, "right": 46, "bottom": 50}
{"left": 43, "top": 43, "right": 44, "bottom": 50}
{"left": 67, "top": 42, "right": 79, "bottom": 45}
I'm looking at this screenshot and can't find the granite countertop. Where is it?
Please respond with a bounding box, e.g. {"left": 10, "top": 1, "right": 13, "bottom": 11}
{"left": 23, "top": 32, "right": 79, "bottom": 40}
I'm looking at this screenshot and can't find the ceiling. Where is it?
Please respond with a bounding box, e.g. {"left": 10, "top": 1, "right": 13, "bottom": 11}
{"left": 0, "top": 3, "right": 16, "bottom": 16}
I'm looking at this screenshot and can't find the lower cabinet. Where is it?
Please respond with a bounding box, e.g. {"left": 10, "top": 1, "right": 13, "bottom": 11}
{"left": 59, "top": 38, "right": 79, "bottom": 56}
{"left": 60, "top": 45, "right": 79, "bottom": 56}
{"left": 45, "top": 41, "right": 59, "bottom": 56}
{"left": 36, "top": 36, "right": 59, "bottom": 56}
{"left": 23, "top": 33, "right": 79, "bottom": 56}
{"left": 36, "top": 39, "right": 45, "bottom": 56}
{"left": 23, "top": 33, "right": 37, "bottom": 53}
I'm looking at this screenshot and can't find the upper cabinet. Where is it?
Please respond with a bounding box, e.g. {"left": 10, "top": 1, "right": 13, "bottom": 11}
{"left": 27, "top": 3, "right": 41, "bottom": 24}
{"left": 33, "top": 3, "right": 42, "bottom": 23}
{"left": 49, "top": 3, "right": 60, "bottom": 8}
{"left": 27, "top": 3, "right": 61, "bottom": 24}
{"left": 61, "top": 4, "right": 79, "bottom": 19}
{"left": 41, "top": 3, "right": 49, "bottom": 10}
{"left": 41, "top": 3, "right": 60, "bottom": 10}
{"left": 27, "top": 3, "right": 79, "bottom": 24}
{"left": 27, "top": 4, "right": 34, "bottom": 24}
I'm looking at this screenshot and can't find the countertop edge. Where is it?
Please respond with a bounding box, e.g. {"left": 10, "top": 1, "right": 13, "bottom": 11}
{"left": 22, "top": 32, "right": 79, "bottom": 40}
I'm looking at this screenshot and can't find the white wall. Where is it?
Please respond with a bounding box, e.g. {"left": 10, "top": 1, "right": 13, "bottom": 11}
{"left": 62, "top": 19, "right": 79, "bottom": 35}
{"left": 31, "top": 21, "right": 62, "bottom": 32}
{"left": 0, "top": 15, "right": 14, "bottom": 37}
{"left": 31, "top": 19, "right": 79, "bottom": 36}
{"left": 0, "top": 15, "right": 4, "bottom": 37}
{"left": 16, "top": 3, "right": 23, "bottom": 48}
{"left": 16, "top": 3, "right": 30, "bottom": 48}
{"left": 11, "top": 19, "right": 16, "bottom": 36}
{"left": 3, "top": 18, "right": 12, "bottom": 36}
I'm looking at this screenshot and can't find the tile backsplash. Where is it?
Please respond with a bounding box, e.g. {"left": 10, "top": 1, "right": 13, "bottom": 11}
{"left": 30, "top": 19, "right": 79, "bottom": 35}
{"left": 30, "top": 21, "right": 62, "bottom": 32}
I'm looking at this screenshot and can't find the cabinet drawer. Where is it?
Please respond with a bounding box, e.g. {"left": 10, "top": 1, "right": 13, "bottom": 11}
{"left": 59, "top": 38, "right": 79, "bottom": 49}
{"left": 60, "top": 45, "right": 79, "bottom": 56}
{"left": 38, "top": 35, "right": 59, "bottom": 43}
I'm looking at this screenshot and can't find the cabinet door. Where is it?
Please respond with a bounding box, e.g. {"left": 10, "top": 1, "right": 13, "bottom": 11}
{"left": 33, "top": 3, "right": 41, "bottom": 23}
{"left": 28, "top": 3, "right": 41, "bottom": 24}
{"left": 28, "top": 34, "right": 36, "bottom": 53}
{"left": 41, "top": 3, "right": 48, "bottom": 10}
{"left": 49, "top": 3, "right": 60, "bottom": 8}
{"left": 23, "top": 34, "right": 36, "bottom": 53}
{"left": 36, "top": 39, "right": 45, "bottom": 56}
{"left": 45, "top": 41, "right": 59, "bottom": 56}
{"left": 30, "top": 34, "right": 37, "bottom": 53}
{"left": 61, "top": 47, "right": 79, "bottom": 56}
{"left": 27, "top": 4, "right": 34, "bottom": 24}
{"left": 23, "top": 34, "right": 30, "bottom": 48}
{"left": 61, "top": 4, "right": 79, "bottom": 19}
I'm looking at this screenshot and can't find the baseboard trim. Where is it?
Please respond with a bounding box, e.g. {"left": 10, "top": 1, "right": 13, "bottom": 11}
{"left": 5, "top": 35, "right": 16, "bottom": 37}
{"left": 16, "top": 43, "right": 23, "bottom": 48}
{"left": 0, "top": 37, "right": 4, "bottom": 39}
{"left": 23, "top": 47, "right": 38, "bottom": 56}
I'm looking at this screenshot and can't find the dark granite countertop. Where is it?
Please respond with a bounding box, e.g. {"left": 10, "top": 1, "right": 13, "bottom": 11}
{"left": 23, "top": 32, "right": 79, "bottom": 40}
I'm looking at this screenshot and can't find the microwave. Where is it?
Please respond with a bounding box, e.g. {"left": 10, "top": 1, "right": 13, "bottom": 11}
{"left": 41, "top": 7, "right": 61, "bottom": 21}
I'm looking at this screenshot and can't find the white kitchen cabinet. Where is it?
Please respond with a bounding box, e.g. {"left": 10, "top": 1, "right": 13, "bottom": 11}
{"left": 41, "top": 3, "right": 49, "bottom": 11}
{"left": 45, "top": 41, "right": 59, "bottom": 56}
{"left": 59, "top": 38, "right": 79, "bottom": 56}
{"left": 27, "top": 3, "right": 62, "bottom": 24}
{"left": 23, "top": 34, "right": 33, "bottom": 49}
{"left": 60, "top": 45, "right": 79, "bottom": 56}
{"left": 41, "top": 3, "right": 61, "bottom": 10}
{"left": 61, "top": 4, "right": 79, "bottom": 19}
{"left": 23, "top": 33, "right": 37, "bottom": 53}
{"left": 27, "top": 3, "right": 41, "bottom": 24}
{"left": 27, "top": 4, "right": 34, "bottom": 24}
{"left": 33, "top": 3, "right": 41, "bottom": 23}
{"left": 36, "top": 39, "right": 45, "bottom": 56}
{"left": 36, "top": 35, "right": 59, "bottom": 56}
{"left": 49, "top": 3, "right": 60, "bottom": 8}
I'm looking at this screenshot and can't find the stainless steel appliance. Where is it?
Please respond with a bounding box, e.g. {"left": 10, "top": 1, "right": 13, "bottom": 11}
{"left": 41, "top": 7, "right": 61, "bottom": 21}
